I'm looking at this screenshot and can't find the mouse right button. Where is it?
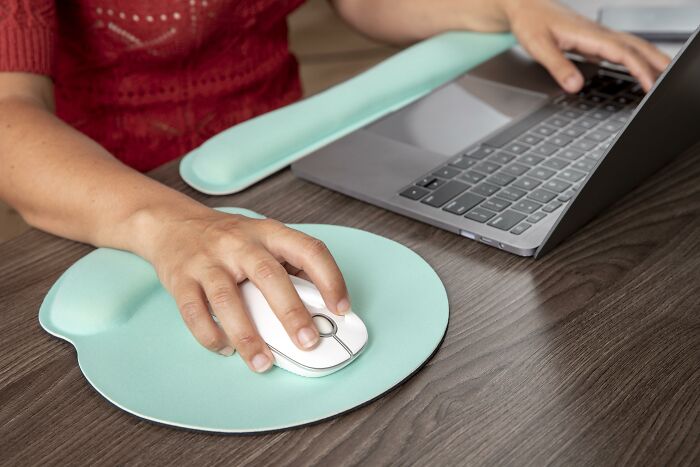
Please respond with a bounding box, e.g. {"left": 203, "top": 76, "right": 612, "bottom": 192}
{"left": 333, "top": 311, "right": 368, "bottom": 355}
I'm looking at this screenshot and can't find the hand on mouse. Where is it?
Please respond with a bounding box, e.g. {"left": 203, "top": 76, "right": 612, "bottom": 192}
{"left": 139, "top": 206, "right": 351, "bottom": 373}
{"left": 500, "top": 0, "right": 671, "bottom": 93}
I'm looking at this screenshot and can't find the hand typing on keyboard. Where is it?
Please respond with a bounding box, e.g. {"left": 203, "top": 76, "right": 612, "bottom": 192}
{"left": 336, "top": 0, "right": 670, "bottom": 93}
{"left": 497, "top": 0, "right": 671, "bottom": 93}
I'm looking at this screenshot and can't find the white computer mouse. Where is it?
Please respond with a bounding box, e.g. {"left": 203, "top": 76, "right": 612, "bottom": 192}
{"left": 238, "top": 274, "right": 368, "bottom": 377}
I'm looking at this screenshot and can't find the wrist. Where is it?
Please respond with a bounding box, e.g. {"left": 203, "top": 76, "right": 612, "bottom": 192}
{"left": 454, "top": 0, "right": 518, "bottom": 33}
{"left": 113, "top": 197, "right": 209, "bottom": 263}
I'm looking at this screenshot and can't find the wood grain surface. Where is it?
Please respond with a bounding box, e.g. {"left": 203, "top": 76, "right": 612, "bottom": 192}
{"left": 1, "top": 135, "right": 698, "bottom": 465}
{"left": 1, "top": 0, "right": 699, "bottom": 462}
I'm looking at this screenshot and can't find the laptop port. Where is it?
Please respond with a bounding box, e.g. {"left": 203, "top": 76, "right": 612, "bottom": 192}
{"left": 460, "top": 230, "right": 477, "bottom": 240}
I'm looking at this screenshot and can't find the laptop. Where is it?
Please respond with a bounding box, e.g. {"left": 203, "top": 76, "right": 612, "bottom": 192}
{"left": 293, "top": 27, "right": 700, "bottom": 258}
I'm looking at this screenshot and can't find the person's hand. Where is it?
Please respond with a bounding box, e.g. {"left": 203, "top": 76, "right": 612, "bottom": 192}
{"left": 501, "top": 0, "right": 671, "bottom": 93}
{"left": 141, "top": 207, "right": 351, "bottom": 373}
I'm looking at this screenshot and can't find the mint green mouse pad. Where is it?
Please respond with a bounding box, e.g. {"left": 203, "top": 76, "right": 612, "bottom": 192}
{"left": 180, "top": 31, "right": 516, "bottom": 195}
{"left": 39, "top": 208, "right": 449, "bottom": 433}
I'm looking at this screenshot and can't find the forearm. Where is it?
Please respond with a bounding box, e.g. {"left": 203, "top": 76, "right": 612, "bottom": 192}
{"left": 332, "top": 0, "right": 514, "bottom": 44}
{"left": 0, "top": 94, "right": 205, "bottom": 260}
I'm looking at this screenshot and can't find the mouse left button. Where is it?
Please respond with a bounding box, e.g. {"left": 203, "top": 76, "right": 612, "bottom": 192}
{"left": 289, "top": 275, "right": 326, "bottom": 309}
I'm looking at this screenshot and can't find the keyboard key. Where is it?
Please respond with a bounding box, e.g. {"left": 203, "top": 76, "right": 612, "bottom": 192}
{"left": 519, "top": 134, "right": 543, "bottom": 145}
{"left": 512, "top": 199, "right": 543, "bottom": 214}
{"left": 504, "top": 142, "right": 530, "bottom": 155}
{"left": 558, "top": 189, "right": 577, "bottom": 202}
{"left": 415, "top": 177, "right": 436, "bottom": 187}
{"left": 630, "top": 83, "right": 643, "bottom": 96}
{"left": 443, "top": 192, "right": 485, "bottom": 215}
{"left": 577, "top": 118, "right": 599, "bottom": 130}
{"left": 542, "top": 201, "right": 563, "bottom": 213}
{"left": 614, "top": 95, "right": 635, "bottom": 106}
{"left": 557, "top": 192, "right": 573, "bottom": 202}
{"left": 613, "top": 114, "right": 631, "bottom": 124}
{"left": 549, "top": 134, "right": 574, "bottom": 147}
{"left": 542, "top": 158, "right": 569, "bottom": 170}
{"left": 601, "top": 121, "right": 624, "bottom": 132}
{"left": 572, "top": 159, "right": 596, "bottom": 172}
{"left": 559, "top": 148, "right": 585, "bottom": 161}
{"left": 432, "top": 166, "right": 461, "bottom": 179}
{"left": 512, "top": 177, "right": 541, "bottom": 191}
{"left": 589, "top": 110, "right": 612, "bottom": 120}
{"left": 562, "top": 126, "right": 586, "bottom": 138}
{"left": 527, "top": 188, "right": 557, "bottom": 204}
{"left": 510, "top": 222, "right": 532, "bottom": 235}
{"left": 488, "top": 210, "right": 527, "bottom": 230}
{"left": 465, "top": 207, "right": 497, "bottom": 223}
{"left": 449, "top": 156, "right": 479, "bottom": 169}
{"left": 421, "top": 181, "right": 469, "bottom": 207}
{"left": 502, "top": 163, "right": 530, "bottom": 177}
{"left": 527, "top": 212, "right": 547, "bottom": 223}
{"left": 473, "top": 161, "right": 501, "bottom": 174}
{"left": 465, "top": 145, "right": 496, "bottom": 159}
{"left": 427, "top": 178, "right": 447, "bottom": 190}
{"left": 583, "top": 93, "right": 607, "bottom": 104}
{"left": 488, "top": 152, "right": 517, "bottom": 165}
{"left": 602, "top": 103, "right": 622, "bottom": 113}
{"left": 559, "top": 109, "right": 582, "bottom": 119}
{"left": 482, "top": 198, "right": 511, "bottom": 212}
{"left": 488, "top": 172, "right": 516, "bottom": 186}
{"left": 532, "top": 143, "right": 560, "bottom": 157}
{"left": 533, "top": 124, "right": 557, "bottom": 137}
{"left": 543, "top": 179, "right": 572, "bottom": 193}
{"left": 528, "top": 167, "right": 557, "bottom": 181}
{"left": 573, "top": 101, "right": 594, "bottom": 111}
{"left": 546, "top": 116, "right": 571, "bottom": 128}
{"left": 458, "top": 171, "right": 486, "bottom": 184}
{"left": 400, "top": 186, "right": 429, "bottom": 200}
{"left": 471, "top": 182, "right": 500, "bottom": 197}
{"left": 571, "top": 139, "right": 598, "bottom": 151}
{"left": 588, "top": 150, "right": 606, "bottom": 161}
{"left": 598, "top": 78, "right": 632, "bottom": 96}
{"left": 498, "top": 187, "right": 527, "bottom": 202}
{"left": 585, "top": 130, "right": 612, "bottom": 143}
{"left": 517, "top": 154, "right": 545, "bottom": 166}
{"left": 559, "top": 169, "right": 586, "bottom": 183}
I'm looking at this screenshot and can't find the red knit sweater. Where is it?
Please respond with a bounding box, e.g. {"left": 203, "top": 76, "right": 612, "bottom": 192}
{"left": 0, "top": 0, "right": 305, "bottom": 171}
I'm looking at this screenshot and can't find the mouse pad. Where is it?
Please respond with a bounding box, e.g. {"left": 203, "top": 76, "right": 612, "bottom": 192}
{"left": 39, "top": 208, "right": 449, "bottom": 433}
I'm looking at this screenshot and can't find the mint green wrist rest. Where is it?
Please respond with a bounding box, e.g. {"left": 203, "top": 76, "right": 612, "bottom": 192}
{"left": 39, "top": 208, "right": 449, "bottom": 433}
{"left": 180, "top": 32, "right": 516, "bottom": 195}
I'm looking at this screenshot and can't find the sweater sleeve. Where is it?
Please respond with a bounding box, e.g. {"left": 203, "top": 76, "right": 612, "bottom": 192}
{"left": 0, "top": 0, "right": 56, "bottom": 76}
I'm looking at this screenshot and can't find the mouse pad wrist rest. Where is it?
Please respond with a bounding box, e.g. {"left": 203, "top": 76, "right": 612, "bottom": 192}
{"left": 39, "top": 208, "right": 449, "bottom": 433}
{"left": 179, "top": 32, "right": 516, "bottom": 195}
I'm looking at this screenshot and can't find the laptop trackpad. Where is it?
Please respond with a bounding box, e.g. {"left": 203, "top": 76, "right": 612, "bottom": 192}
{"left": 366, "top": 75, "right": 548, "bottom": 156}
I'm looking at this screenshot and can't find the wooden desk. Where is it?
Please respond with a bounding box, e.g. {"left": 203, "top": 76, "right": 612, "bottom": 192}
{"left": 1, "top": 138, "right": 698, "bottom": 464}
{"left": 1, "top": 0, "right": 699, "bottom": 460}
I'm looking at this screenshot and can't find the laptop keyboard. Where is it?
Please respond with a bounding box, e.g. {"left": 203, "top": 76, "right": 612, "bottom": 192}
{"left": 399, "top": 72, "right": 644, "bottom": 235}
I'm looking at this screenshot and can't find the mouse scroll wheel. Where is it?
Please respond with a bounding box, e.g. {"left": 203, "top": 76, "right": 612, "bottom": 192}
{"left": 312, "top": 315, "right": 336, "bottom": 337}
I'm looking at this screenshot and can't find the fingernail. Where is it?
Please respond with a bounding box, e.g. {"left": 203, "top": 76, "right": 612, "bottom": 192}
{"left": 251, "top": 353, "right": 272, "bottom": 372}
{"left": 564, "top": 75, "right": 582, "bottom": 93}
{"left": 219, "top": 346, "right": 235, "bottom": 357}
{"left": 298, "top": 327, "right": 319, "bottom": 349}
{"left": 336, "top": 297, "right": 351, "bottom": 314}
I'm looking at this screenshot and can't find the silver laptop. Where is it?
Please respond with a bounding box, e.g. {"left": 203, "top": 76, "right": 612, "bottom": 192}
{"left": 293, "top": 28, "right": 700, "bottom": 258}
